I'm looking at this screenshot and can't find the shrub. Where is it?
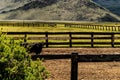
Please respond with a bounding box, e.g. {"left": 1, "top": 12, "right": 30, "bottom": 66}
{"left": 0, "top": 32, "right": 49, "bottom": 80}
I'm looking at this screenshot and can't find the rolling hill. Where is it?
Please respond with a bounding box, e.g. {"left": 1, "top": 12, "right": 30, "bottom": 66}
{"left": 0, "top": 0, "right": 32, "bottom": 13}
{"left": 0, "top": 0, "right": 120, "bottom": 22}
{"left": 93, "top": 0, "right": 120, "bottom": 16}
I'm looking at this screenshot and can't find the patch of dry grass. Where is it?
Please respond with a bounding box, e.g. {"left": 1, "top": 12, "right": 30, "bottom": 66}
{"left": 42, "top": 48, "right": 120, "bottom": 80}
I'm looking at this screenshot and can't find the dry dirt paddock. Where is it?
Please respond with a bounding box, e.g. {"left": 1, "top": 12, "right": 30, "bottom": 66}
{"left": 41, "top": 48, "right": 120, "bottom": 80}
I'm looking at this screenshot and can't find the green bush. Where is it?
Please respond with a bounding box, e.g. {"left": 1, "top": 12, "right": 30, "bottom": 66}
{"left": 0, "top": 32, "right": 49, "bottom": 80}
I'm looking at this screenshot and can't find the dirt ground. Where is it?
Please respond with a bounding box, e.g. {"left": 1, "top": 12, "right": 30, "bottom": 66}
{"left": 41, "top": 48, "right": 120, "bottom": 80}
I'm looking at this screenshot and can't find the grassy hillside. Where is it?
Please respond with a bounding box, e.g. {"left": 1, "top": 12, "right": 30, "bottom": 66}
{"left": 0, "top": 0, "right": 120, "bottom": 22}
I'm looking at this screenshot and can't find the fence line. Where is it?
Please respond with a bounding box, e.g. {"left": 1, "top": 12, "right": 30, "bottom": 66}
{"left": 31, "top": 53, "right": 120, "bottom": 80}
{"left": 71, "top": 53, "right": 120, "bottom": 80}
{"left": 0, "top": 21, "right": 120, "bottom": 31}
{"left": 65, "top": 24, "right": 120, "bottom": 31}
{"left": 4, "top": 32, "right": 120, "bottom": 48}
{"left": 0, "top": 22, "right": 57, "bottom": 27}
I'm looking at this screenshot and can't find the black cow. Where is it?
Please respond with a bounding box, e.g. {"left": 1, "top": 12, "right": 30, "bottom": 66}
{"left": 21, "top": 42, "right": 44, "bottom": 54}
{"left": 29, "top": 42, "right": 44, "bottom": 54}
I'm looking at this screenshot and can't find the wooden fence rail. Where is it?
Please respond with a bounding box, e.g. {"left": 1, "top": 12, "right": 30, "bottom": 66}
{"left": 4, "top": 32, "right": 120, "bottom": 48}
{"left": 71, "top": 53, "right": 120, "bottom": 80}
{"left": 31, "top": 53, "right": 120, "bottom": 80}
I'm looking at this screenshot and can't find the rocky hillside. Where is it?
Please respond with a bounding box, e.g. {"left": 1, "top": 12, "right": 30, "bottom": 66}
{"left": 93, "top": 0, "right": 120, "bottom": 16}
{"left": 0, "top": 0, "right": 32, "bottom": 13}
{"left": 0, "top": 0, "right": 120, "bottom": 22}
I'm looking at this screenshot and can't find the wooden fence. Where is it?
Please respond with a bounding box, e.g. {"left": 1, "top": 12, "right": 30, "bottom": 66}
{"left": 5, "top": 32, "right": 120, "bottom": 48}
{"left": 0, "top": 21, "right": 57, "bottom": 27}
{"left": 71, "top": 53, "right": 120, "bottom": 80}
{"left": 31, "top": 53, "right": 120, "bottom": 80}
{"left": 0, "top": 21, "right": 120, "bottom": 32}
{"left": 65, "top": 24, "right": 120, "bottom": 32}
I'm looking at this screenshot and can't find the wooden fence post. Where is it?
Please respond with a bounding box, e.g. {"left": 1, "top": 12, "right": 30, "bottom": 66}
{"left": 108, "top": 26, "right": 110, "bottom": 31}
{"left": 91, "top": 33, "right": 94, "bottom": 47}
{"left": 111, "top": 34, "right": 115, "bottom": 47}
{"left": 71, "top": 53, "right": 78, "bottom": 80}
{"left": 69, "top": 33, "right": 72, "bottom": 47}
{"left": 115, "top": 26, "right": 117, "bottom": 31}
{"left": 24, "top": 34, "right": 27, "bottom": 42}
{"left": 112, "top": 26, "right": 114, "bottom": 31}
{"left": 45, "top": 32, "right": 48, "bottom": 48}
{"left": 118, "top": 26, "right": 120, "bottom": 31}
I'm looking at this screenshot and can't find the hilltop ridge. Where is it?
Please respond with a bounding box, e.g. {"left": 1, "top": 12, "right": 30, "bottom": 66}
{"left": 0, "top": 0, "right": 120, "bottom": 22}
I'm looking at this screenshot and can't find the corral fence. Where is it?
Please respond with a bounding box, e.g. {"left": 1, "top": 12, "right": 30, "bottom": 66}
{"left": 0, "top": 21, "right": 57, "bottom": 27}
{"left": 31, "top": 53, "right": 120, "bottom": 80}
{"left": 65, "top": 23, "right": 120, "bottom": 32}
{"left": 4, "top": 32, "right": 120, "bottom": 48}
{"left": 0, "top": 21, "right": 120, "bottom": 32}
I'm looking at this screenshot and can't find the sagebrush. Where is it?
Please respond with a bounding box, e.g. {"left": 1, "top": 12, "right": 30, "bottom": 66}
{"left": 0, "top": 32, "right": 49, "bottom": 80}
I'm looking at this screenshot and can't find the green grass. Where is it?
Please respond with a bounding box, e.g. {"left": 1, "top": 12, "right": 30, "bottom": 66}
{"left": 0, "top": 22, "right": 120, "bottom": 32}
{"left": 0, "top": 26, "right": 100, "bottom": 32}
{"left": 0, "top": 21, "right": 120, "bottom": 47}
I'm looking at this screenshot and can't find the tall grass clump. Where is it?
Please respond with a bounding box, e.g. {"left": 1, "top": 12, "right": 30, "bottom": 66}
{"left": 0, "top": 32, "right": 49, "bottom": 80}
